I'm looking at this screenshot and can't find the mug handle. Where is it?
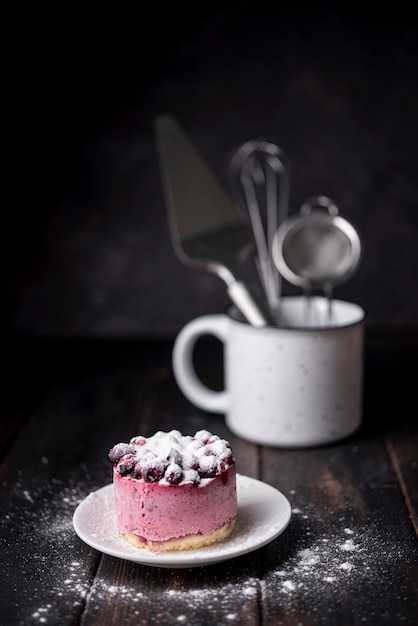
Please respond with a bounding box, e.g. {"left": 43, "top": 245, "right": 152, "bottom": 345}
{"left": 172, "top": 315, "right": 229, "bottom": 413}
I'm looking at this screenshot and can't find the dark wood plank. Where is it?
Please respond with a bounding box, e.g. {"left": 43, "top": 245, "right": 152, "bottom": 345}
{"left": 82, "top": 554, "right": 261, "bottom": 626}
{"left": 2, "top": 337, "right": 47, "bottom": 460}
{"left": 259, "top": 434, "right": 418, "bottom": 625}
{"left": 2, "top": 336, "right": 417, "bottom": 625}
{"left": 0, "top": 340, "right": 170, "bottom": 626}
{"left": 385, "top": 426, "right": 418, "bottom": 533}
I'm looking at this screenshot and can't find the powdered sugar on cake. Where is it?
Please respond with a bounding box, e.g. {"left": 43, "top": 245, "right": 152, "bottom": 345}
{"left": 109, "top": 429, "right": 234, "bottom": 487}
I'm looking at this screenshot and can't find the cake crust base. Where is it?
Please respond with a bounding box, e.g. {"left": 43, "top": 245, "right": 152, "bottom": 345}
{"left": 121, "top": 519, "right": 236, "bottom": 553}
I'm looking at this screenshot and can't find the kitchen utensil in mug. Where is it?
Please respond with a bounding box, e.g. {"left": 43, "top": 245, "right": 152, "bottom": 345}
{"left": 154, "top": 115, "right": 271, "bottom": 327}
{"left": 172, "top": 296, "right": 365, "bottom": 447}
{"left": 228, "top": 139, "right": 290, "bottom": 322}
{"left": 272, "top": 196, "right": 362, "bottom": 320}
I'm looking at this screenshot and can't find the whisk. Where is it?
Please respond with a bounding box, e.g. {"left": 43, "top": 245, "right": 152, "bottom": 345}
{"left": 228, "top": 139, "right": 290, "bottom": 322}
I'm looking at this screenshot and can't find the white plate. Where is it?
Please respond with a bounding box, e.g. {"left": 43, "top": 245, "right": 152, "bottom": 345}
{"left": 73, "top": 474, "right": 291, "bottom": 568}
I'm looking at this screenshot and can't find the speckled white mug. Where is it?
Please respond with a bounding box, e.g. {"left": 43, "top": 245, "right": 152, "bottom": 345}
{"left": 172, "top": 297, "right": 365, "bottom": 447}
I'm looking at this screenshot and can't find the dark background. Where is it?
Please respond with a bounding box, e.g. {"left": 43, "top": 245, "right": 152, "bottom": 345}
{"left": 8, "top": 3, "right": 418, "bottom": 338}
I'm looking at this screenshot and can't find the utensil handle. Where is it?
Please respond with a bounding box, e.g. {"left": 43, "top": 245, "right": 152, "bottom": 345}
{"left": 173, "top": 315, "right": 229, "bottom": 413}
{"left": 227, "top": 282, "right": 269, "bottom": 327}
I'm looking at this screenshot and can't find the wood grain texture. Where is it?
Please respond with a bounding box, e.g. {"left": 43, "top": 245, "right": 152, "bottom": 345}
{"left": 0, "top": 338, "right": 417, "bottom": 625}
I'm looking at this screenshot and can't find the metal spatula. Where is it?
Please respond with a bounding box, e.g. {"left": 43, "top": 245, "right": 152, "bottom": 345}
{"left": 155, "top": 115, "right": 270, "bottom": 326}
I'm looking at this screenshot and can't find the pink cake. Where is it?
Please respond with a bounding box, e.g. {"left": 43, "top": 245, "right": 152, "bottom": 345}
{"left": 108, "top": 429, "right": 237, "bottom": 552}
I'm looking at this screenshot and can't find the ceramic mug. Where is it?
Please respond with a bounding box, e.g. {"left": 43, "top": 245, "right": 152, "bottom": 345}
{"left": 172, "top": 296, "right": 365, "bottom": 447}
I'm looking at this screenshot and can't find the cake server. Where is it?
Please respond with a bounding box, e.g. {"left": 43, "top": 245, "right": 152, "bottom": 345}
{"left": 155, "top": 115, "right": 271, "bottom": 327}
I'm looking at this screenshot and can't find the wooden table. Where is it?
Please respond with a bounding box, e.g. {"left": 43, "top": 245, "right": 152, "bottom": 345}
{"left": 1, "top": 332, "right": 417, "bottom": 625}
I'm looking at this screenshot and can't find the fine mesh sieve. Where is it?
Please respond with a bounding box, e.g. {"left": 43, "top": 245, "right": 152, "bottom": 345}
{"left": 272, "top": 196, "right": 361, "bottom": 318}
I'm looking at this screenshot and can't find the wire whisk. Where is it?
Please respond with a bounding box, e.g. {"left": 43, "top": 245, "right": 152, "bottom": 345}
{"left": 228, "top": 139, "right": 290, "bottom": 322}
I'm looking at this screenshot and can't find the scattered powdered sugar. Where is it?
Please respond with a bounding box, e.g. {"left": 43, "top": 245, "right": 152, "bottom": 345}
{"left": 1, "top": 472, "right": 96, "bottom": 625}
{"left": 261, "top": 500, "right": 413, "bottom": 626}
{"left": 268, "top": 514, "right": 363, "bottom": 597}
{"left": 340, "top": 538, "right": 357, "bottom": 551}
{"left": 4, "top": 472, "right": 260, "bottom": 625}
{"left": 147, "top": 579, "right": 260, "bottom": 624}
{"left": 282, "top": 579, "right": 297, "bottom": 591}
{"left": 2, "top": 474, "right": 414, "bottom": 625}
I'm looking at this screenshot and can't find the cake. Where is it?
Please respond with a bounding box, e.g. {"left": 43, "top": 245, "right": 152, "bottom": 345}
{"left": 108, "top": 429, "right": 237, "bottom": 552}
